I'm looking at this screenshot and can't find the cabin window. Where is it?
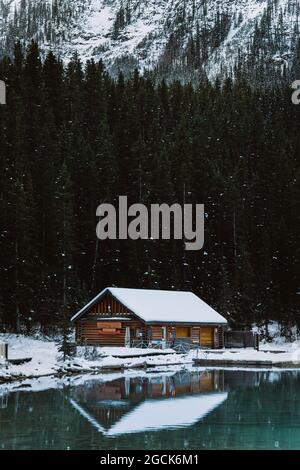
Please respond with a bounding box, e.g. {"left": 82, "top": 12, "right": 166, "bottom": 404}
{"left": 175, "top": 327, "right": 191, "bottom": 338}
{"left": 135, "top": 328, "right": 143, "bottom": 338}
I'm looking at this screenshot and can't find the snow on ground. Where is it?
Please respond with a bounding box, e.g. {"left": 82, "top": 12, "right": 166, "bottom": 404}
{"left": 0, "top": 334, "right": 183, "bottom": 382}
{"left": 253, "top": 321, "right": 300, "bottom": 345}
{"left": 195, "top": 344, "right": 300, "bottom": 365}
{"left": 0, "top": 334, "right": 59, "bottom": 380}
{"left": 0, "top": 361, "right": 199, "bottom": 398}
{"left": 79, "top": 346, "right": 175, "bottom": 357}
{"left": 1, "top": 331, "right": 300, "bottom": 384}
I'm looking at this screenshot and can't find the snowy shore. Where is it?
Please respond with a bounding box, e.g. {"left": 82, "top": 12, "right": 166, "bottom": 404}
{"left": 0, "top": 334, "right": 189, "bottom": 383}
{"left": 1, "top": 333, "right": 300, "bottom": 384}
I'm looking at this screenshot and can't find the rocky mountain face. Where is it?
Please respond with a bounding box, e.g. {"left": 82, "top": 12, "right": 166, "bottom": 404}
{"left": 0, "top": 0, "right": 299, "bottom": 81}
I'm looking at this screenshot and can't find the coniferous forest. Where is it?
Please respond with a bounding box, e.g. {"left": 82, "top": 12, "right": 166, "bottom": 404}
{"left": 0, "top": 41, "right": 299, "bottom": 334}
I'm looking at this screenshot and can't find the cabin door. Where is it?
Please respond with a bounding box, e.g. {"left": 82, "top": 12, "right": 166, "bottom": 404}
{"left": 200, "top": 327, "right": 214, "bottom": 348}
{"left": 125, "top": 327, "right": 131, "bottom": 348}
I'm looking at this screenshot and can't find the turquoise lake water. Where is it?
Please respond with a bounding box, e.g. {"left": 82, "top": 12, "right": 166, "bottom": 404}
{"left": 1, "top": 369, "right": 300, "bottom": 450}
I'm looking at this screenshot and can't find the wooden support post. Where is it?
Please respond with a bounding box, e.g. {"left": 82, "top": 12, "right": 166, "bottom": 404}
{"left": 255, "top": 333, "right": 260, "bottom": 351}
{"left": 0, "top": 343, "right": 8, "bottom": 361}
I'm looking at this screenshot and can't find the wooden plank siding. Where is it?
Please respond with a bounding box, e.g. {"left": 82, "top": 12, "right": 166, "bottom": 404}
{"left": 218, "top": 326, "right": 225, "bottom": 348}
{"left": 76, "top": 318, "right": 147, "bottom": 347}
{"left": 76, "top": 321, "right": 225, "bottom": 348}
{"left": 76, "top": 320, "right": 125, "bottom": 346}
{"left": 191, "top": 326, "right": 200, "bottom": 343}
{"left": 150, "top": 326, "right": 165, "bottom": 341}
{"left": 88, "top": 294, "right": 132, "bottom": 317}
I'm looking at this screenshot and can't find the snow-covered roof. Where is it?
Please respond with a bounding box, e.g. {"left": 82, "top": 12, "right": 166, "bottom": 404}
{"left": 71, "top": 287, "right": 227, "bottom": 325}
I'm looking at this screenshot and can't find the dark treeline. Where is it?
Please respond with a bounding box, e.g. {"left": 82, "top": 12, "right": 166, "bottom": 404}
{"left": 0, "top": 42, "right": 299, "bottom": 334}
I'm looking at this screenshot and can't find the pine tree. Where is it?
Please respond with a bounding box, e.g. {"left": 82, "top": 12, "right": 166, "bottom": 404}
{"left": 58, "top": 323, "right": 74, "bottom": 361}
{"left": 52, "top": 161, "right": 83, "bottom": 325}
{"left": 0, "top": 42, "right": 299, "bottom": 333}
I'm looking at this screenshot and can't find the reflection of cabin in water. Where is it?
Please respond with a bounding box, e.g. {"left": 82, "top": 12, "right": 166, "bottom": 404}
{"left": 71, "top": 288, "right": 228, "bottom": 349}
{"left": 69, "top": 370, "right": 228, "bottom": 435}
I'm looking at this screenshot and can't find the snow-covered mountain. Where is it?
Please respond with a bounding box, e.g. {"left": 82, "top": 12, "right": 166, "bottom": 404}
{"left": 0, "top": 0, "right": 299, "bottom": 80}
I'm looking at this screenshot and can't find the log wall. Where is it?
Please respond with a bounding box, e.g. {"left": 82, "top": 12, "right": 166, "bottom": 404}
{"left": 76, "top": 322, "right": 225, "bottom": 348}
{"left": 76, "top": 318, "right": 146, "bottom": 347}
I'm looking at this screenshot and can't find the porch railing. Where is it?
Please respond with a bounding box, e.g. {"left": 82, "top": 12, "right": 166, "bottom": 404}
{"left": 130, "top": 338, "right": 207, "bottom": 355}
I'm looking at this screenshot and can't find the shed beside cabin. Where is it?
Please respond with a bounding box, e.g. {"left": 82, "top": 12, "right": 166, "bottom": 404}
{"left": 71, "top": 287, "right": 228, "bottom": 349}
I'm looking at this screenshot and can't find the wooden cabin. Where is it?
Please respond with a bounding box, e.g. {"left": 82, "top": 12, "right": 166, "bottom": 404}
{"left": 71, "top": 287, "right": 228, "bottom": 349}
